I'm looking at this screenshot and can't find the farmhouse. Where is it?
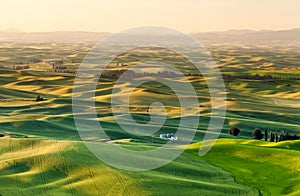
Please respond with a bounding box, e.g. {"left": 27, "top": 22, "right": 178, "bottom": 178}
{"left": 50, "top": 61, "right": 67, "bottom": 72}
{"left": 13, "top": 64, "right": 30, "bottom": 70}
{"left": 159, "top": 133, "right": 178, "bottom": 140}
{"left": 53, "top": 65, "right": 67, "bottom": 72}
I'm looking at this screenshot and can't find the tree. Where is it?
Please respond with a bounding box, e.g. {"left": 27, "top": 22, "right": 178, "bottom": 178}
{"left": 229, "top": 126, "right": 240, "bottom": 136}
{"left": 279, "top": 131, "right": 284, "bottom": 141}
{"left": 270, "top": 132, "right": 275, "bottom": 142}
{"left": 253, "top": 128, "right": 263, "bottom": 140}
{"left": 264, "top": 129, "right": 268, "bottom": 141}
{"left": 284, "top": 130, "right": 289, "bottom": 140}
{"left": 35, "top": 94, "right": 44, "bottom": 102}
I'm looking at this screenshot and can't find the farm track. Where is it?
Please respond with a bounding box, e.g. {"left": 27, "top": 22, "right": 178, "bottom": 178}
{"left": 55, "top": 140, "right": 76, "bottom": 196}
{"left": 9, "top": 140, "right": 23, "bottom": 196}
{"left": 35, "top": 140, "right": 50, "bottom": 196}
{"left": 107, "top": 170, "right": 130, "bottom": 196}
{"left": 88, "top": 167, "right": 102, "bottom": 195}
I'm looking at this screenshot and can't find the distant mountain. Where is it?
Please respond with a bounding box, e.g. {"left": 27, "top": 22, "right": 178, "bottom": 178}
{"left": 191, "top": 28, "right": 300, "bottom": 43}
{"left": 0, "top": 30, "right": 110, "bottom": 42}
{"left": 2, "top": 28, "right": 23, "bottom": 33}
{"left": 0, "top": 28, "right": 300, "bottom": 43}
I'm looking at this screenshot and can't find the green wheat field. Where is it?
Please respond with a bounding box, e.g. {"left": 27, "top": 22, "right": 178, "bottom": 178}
{"left": 0, "top": 42, "right": 299, "bottom": 196}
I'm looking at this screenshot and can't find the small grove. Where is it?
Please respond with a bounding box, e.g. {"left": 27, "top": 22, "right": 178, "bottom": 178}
{"left": 229, "top": 126, "right": 300, "bottom": 142}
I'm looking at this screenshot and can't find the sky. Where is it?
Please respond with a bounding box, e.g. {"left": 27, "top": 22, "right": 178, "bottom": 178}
{"left": 1, "top": 0, "right": 300, "bottom": 33}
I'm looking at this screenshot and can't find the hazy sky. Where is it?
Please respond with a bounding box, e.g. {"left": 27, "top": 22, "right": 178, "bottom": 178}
{"left": 1, "top": 0, "right": 300, "bottom": 33}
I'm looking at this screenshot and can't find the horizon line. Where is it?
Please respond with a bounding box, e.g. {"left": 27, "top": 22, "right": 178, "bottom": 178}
{"left": 2, "top": 27, "right": 300, "bottom": 34}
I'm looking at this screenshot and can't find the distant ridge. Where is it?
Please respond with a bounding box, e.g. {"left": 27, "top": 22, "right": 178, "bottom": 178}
{"left": 0, "top": 28, "right": 300, "bottom": 43}
{"left": 2, "top": 28, "right": 23, "bottom": 33}
{"left": 191, "top": 28, "right": 300, "bottom": 43}
{"left": 0, "top": 30, "right": 110, "bottom": 42}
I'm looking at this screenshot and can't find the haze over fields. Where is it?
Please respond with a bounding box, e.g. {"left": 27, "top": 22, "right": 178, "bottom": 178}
{"left": 2, "top": 28, "right": 300, "bottom": 44}
{"left": 1, "top": 1, "right": 300, "bottom": 194}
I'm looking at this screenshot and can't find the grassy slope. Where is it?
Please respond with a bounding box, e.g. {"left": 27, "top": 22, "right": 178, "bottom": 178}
{"left": 0, "top": 138, "right": 257, "bottom": 195}
{"left": 0, "top": 137, "right": 146, "bottom": 196}
{"left": 1, "top": 137, "right": 300, "bottom": 195}
{"left": 0, "top": 137, "right": 260, "bottom": 196}
{"left": 187, "top": 139, "right": 300, "bottom": 196}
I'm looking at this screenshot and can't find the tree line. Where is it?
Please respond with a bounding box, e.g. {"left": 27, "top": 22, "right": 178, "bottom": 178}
{"left": 183, "top": 73, "right": 300, "bottom": 80}
{"left": 229, "top": 126, "right": 300, "bottom": 142}
{"left": 223, "top": 74, "right": 300, "bottom": 81}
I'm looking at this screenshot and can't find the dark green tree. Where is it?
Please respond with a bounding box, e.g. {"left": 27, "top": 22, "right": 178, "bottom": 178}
{"left": 229, "top": 126, "right": 241, "bottom": 136}
{"left": 270, "top": 132, "right": 275, "bottom": 142}
{"left": 253, "top": 128, "right": 263, "bottom": 140}
{"left": 264, "top": 129, "right": 268, "bottom": 141}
